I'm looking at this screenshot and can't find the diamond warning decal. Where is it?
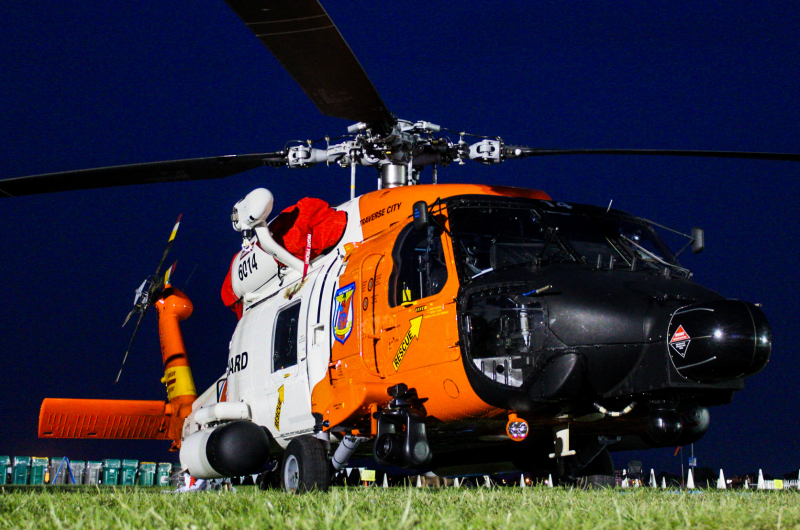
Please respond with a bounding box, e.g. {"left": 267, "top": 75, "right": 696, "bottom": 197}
{"left": 671, "top": 325, "right": 690, "bottom": 343}
{"left": 670, "top": 325, "right": 691, "bottom": 358}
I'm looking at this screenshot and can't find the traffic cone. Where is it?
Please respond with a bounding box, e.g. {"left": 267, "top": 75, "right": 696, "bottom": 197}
{"left": 686, "top": 469, "right": 695, "bottom": 489}
{"left": 757, "top": 470, "right": 765, "bottom": 490}
{"left": 717, "top": 469, "right": 726, "bottom": 489}
{"left": 382, "top": 474, "right": 388, "bottom": 488}
{"left": 622, "top": 477, "right": 629, "bottom": 488}
{"left": 416, "top": 475, "right": 422, "bottom": 488}
{"left": 661, "top": 477, "right": 667, "bottom": 489}
{"left": 649, "top": 469, "right": 657, "bottom": 488}
{"left": 547, "top": 474, "right": 553, "bottom": 488}
{"left": 484, "top": 475, "right": 491, "bottom": 488}
{"left": 454, "top": 477, "right": 460, "bottom": 488}
{"left": 520, "top": 474, "right": 526, "bottom": 488}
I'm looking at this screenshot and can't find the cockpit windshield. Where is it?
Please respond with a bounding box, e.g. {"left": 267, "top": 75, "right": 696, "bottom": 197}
{"left": 447, "top": 197, "right": 680, "bottom": 280}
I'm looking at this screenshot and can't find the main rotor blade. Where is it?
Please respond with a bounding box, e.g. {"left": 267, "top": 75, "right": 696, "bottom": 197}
{"left": 0, "top": 153, "right": 286, "bottom": 197}
{"left": 225, "top": 0, "right": 395, "bottom": 131}
{"left": 505, "top": 147, "right": 800, "bottom": 162}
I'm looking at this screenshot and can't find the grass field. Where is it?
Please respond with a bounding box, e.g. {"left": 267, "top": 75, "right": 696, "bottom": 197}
{"left": 1, "top": 486, "right": 797, "bottom": 530}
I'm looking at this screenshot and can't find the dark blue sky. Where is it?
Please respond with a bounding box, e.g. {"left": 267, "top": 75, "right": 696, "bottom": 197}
{"left": 2, "top": 1, "right": 799, "bottom": 477}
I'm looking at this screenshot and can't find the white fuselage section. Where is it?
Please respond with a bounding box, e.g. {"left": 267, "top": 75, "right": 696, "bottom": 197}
{"left": 181, "top": 198, "right": 361, "bottom": 453}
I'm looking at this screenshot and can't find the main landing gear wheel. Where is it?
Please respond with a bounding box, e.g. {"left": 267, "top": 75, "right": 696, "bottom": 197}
{"left": 574, "top": 448, "right": 616, "bottom": 490}
{"left": 280, "top": 435, "right": 330, "bottom": 493}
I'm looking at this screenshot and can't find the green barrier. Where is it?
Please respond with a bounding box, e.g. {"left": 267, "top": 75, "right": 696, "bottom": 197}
{"left": 85, "top": 461, "right": 103, "bottom": 485}
{"left": 120, "top": 459, "right": 138, "bottom": 486}
{"left": 102, "top": 459, "right": 121, "bottom": 485}
{"left": 156, "top": 463, "right": 172, "bottom": 486}
{"left": 0, "top": 456, "right": 10, "bottom": 485}
{"left": 137, "top": 462, "right": 156, "bottom": 486}
{"left": 30, "top": 457, "right": 48, "bottom": 485}
{"left": 12, "top": 457, "right": 30, "bottom": 485}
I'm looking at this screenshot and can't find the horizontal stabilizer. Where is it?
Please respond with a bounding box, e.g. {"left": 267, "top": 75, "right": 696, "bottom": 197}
{"left": 39, "top": 398, "right": 171, "bottom": 440}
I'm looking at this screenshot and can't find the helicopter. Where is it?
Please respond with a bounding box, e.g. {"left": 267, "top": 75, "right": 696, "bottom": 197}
{"left": 5, "top": 1, "right": 796, "bottom": 491}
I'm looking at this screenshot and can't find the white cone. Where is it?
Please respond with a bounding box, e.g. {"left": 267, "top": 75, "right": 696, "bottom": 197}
{"left": 382, "top": 474, "right": 388, "bottom": 488}
{"left": 519, "top": 474, "right": 526, "bottom": 488}
{"left": 744, "top": 478, "right": 750, "bottom": 489}
{"left": 686, "top": 469, "right": 695, "bottom": 489}
{"left": 416, "top": 475, "right": 422, "bottom": 488}
{"left": 717, "top": 469, "right": 726, "bottom": 490}
{"left": 661, "top": 476, "right": 667, "bottom": 489}
{"left": 483, "top": 475, "right": 491, "bottom": 488}
{"left": 757, "top": 469, "right": 765, "bottom": 490}
{"left": 345, "top": 468, "right": 352, "bottom": 477}
{"left": 622, "top": 477, "right": 629, "bottom": 488}
{"left": 454, "top": 477, "right": 460, "bottom": 488}
{"left": 649, "top": 469, "right": 657, "bottom": 488}
{"left": 547, "top": 474, "right": 553, "bottom": 488}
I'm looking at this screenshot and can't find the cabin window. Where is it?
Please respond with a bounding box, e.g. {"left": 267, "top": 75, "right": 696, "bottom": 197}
{"left": 273, "top": 301, "right": 301, "bottom": 371}
{"left": 389, "top": 222, "right": 448, "bottom": 307}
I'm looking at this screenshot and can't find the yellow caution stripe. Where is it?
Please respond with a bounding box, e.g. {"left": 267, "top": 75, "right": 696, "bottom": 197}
{"left": 274, "top": 385, "right": 285, "bottom": 431}
{"left": 162, "top": 365, "right": 196, "bottom": 401}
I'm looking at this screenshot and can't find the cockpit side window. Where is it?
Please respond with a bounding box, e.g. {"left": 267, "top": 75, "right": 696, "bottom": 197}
{"left": 273, "top": 301, "right": 301, "bottom": 371}
{"left": 389, "top": 222, "right": 448, "bottom": 307}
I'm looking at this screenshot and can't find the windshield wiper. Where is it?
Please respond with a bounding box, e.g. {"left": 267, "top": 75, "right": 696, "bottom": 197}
{"left": 621, "top": 235, "right": 692, "bottom": 277}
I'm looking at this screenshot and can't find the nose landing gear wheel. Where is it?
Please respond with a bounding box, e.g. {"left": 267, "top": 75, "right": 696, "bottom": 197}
{"left": 280, "top": 435, "right": 330, "bottom": 493}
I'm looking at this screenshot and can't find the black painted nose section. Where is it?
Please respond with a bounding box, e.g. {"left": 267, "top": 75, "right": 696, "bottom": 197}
{"left": 667, "top": 300, "right": 771, "bottom": 383}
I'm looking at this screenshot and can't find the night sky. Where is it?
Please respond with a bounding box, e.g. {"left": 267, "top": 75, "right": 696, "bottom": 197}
{"left": 2, "top": 1, "right": 799, "bottom": 478}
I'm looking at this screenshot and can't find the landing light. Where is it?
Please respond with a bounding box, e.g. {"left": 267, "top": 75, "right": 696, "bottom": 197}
{"left": 506, "top": 417, "right": 529, "bottom": 441}
{"left": 713, "top": 329, "right": 723, "bottom": 339}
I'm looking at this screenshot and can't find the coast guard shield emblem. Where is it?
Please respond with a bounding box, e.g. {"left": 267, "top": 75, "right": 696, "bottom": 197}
{"left": 333, "top": 282, "right": 356, "bottom": 344}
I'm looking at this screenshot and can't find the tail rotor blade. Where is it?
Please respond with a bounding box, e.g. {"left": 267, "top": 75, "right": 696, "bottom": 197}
{"left": 164, "top": 261, "right": 177, "bottom": 287}
{"left": 121, "top": 306, "right": 139, "bottom": 328}
{"left": 115, "top": 308, "right": 148, "bottom": 384}
{"left": 118, "top": 216, "right": 183, "bottom": 383}
{"left": 152, "top": 214, "right": 182, "bottom": 281}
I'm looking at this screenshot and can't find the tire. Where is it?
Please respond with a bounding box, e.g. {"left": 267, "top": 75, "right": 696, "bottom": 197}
{"left": 575, "top": 448, "right": 615, "bottom": 490}
{"left": 280, "top": 435, "right": 330, "bottom": 493}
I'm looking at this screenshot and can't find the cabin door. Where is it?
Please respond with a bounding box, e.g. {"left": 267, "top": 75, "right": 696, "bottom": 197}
{"left": 267, "top": 295, "right": 314, "bottom": 440}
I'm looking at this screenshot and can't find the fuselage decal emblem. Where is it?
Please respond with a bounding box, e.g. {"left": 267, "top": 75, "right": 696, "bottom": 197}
{"left": 670, "top": 325, "right": 691, "bottom": 358}
{"left": 333, "top": 282, "right": 356, "bottom": 344}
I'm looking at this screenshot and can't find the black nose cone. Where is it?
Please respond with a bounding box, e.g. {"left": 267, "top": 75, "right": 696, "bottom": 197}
{"left": 667, "top": 300, "right": 771, "bottom": 383}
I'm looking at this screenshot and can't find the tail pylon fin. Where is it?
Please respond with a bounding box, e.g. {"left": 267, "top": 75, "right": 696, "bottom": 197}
{"left": 39, "top": 398, "right": 171, "bottom": 440}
